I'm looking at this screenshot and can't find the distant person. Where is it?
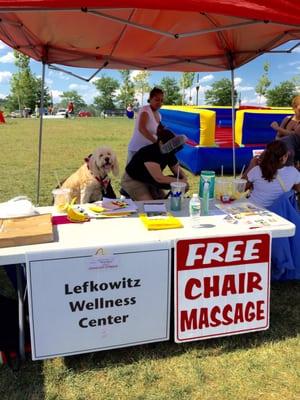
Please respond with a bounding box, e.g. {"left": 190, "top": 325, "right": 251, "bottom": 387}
{"left": 126, "top": 104, "right": 134, "bottom": 119}
{"left": 245, "top": 140, "right": 300, "bottom": 208}
{"left": 127, "top": 87, "right": 164, "bottom": 163}
{"left": 66, "top": 101, "right": 74, "bottom": 118}
{"left": 0, "top": 109, "right": 5, "bottom": 123}
{"left": 270, "top": 95, "right": 300, "bottom": 165}
{"left": 35, "top": 104, "right": 39, "bottom": 118}
{"left": 121, "top": 128, "right": 188, "bottom": 200}
{"left": 25, "top": 107, "right": 30, "bottom": 117}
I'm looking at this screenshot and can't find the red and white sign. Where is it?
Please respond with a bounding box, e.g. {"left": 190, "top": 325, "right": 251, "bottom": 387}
{"left": 175, "top": 234, "right": 271, "bottom": 342}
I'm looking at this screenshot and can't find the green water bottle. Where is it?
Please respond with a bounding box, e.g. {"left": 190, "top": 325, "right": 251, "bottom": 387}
{"left": 199, "top": 170, "right": 215, "bottom": 199}
{"left": 202, "top": 179, "right": 210, "bottom": 216}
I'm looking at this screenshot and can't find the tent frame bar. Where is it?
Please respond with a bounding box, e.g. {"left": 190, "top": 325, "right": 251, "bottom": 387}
{"left": 178, "top": 20, "right": 260, "bottom": 38}
{"left": 87, "top": 9, "right": 175, "bottom": 38}
{"left": 48, "top": 62, "right": 109, "bottom": 82}
{"left": 36, "top": 62, "right": 45, "bottom": 205}
{"left": 230, "top": 69, "right": 236, "bottom": 178}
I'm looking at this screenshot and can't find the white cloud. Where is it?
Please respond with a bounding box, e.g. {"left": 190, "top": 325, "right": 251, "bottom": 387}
{"left": 0, "top": 71, "right": 12, "bottom": 83}
{"left": 180, "top": 85, "right": 212, "bottom": 105}
{"left": 69, "top": 83, "right": 81, "bottom": 90}
{"left": 37, "top": 75, "right": 54, "bottom": 85}
{"left": 234, "top": 77, "right": 242, "bottom": 86}
{"left": 238, "top": 86, "right": 254, "bottom": 92}
{"left": 51, "top": 90, "right": 63, "bottom": 103}
{"left": 241, "top": 95, "right": 267, "bottom": 106}
{"left": 0, "top": 41, "right": 8, "bottom": 50}
{"left": 68, "top": 82, "right": 100, "bottom": 104}
{"left": 0, "top": 51, "right": 14, "bottom": 63}
{"left": 199, "top": 74, "right": 214, "bottom": 83}
{"left": 234, "top": 77, "right": 254, "bottom": 92}
{"left": 48, "top": 70, "right": 70, "bottom": 80}
{"left": 129, "top": 70, "right": 152, "bottom": 82}
{"left": 130, "top": 70, "right": 141, "bottom": 81}
{"left": 82, "top": 88, "right": 98, "bottom": 104}
{"left": 288, "top": 61, "right": 300, "bottom": 66}
{"left": 0, "top": 92, "right": 7, "bottom": 99}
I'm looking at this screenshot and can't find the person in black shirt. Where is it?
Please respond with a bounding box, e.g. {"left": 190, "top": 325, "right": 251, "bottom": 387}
{"left": 121, "top": 128, "right": 189, "bottom": 200}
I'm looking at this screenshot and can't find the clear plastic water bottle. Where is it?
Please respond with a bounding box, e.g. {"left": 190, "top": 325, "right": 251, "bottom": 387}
{"left": 202, "top": 179, "right": 210, "bottom": 216}
{"left": 189, "top": 193, "right": 201, "bottom": 227}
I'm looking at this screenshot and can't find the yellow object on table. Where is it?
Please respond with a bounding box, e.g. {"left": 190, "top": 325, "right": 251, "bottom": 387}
{"left": 139, "top": 213, "right": 183, "bottom": 230}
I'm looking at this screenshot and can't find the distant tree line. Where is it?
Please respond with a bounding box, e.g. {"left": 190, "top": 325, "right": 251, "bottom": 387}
{"left": 1, "top": 52, "right": 300, "bottom": 115}
{"left": 205, "top": 63, "right": 300, "bottom": 107}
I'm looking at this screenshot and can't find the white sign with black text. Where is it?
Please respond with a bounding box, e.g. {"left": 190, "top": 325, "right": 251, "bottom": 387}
{"left": 26, "top": 242, "right": 171, "bottom": 360}
{"left": 175, "top": 233, "right": 271, "bottom": 342}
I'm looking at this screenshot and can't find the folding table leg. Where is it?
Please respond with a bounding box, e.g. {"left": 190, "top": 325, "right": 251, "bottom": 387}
{"left": 16, "top": 264, "right": 25, "bottom": 361}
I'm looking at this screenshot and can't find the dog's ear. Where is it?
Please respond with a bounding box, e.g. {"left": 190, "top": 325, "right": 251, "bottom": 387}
{"left": 88, "top": 155, "right": 98, "bottom": 175}
{"left": 111, "top": 153, "right": 119, "bottom": 177}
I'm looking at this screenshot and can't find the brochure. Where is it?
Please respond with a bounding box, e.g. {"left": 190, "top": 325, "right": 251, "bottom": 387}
{"left": 86, "top": 198, "right": 138, "bottom": 218}
{"left": 216, "top": 201, "right": 287, "bottom": 228}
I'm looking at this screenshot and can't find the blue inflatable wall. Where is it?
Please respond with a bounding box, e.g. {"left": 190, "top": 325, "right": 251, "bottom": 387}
{"left": 236, "top": 110, "right": 289, "bottom": 145}
{"left": 177, "top": 145, "right": 265, "bottom": 175}
{"left": 160, "top": 109, "right": 200, "bottom": 143}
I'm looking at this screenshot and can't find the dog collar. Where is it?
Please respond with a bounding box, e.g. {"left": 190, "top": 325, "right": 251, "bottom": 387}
{"left": 84, "top": 155, "right": 110, "bottom": 188}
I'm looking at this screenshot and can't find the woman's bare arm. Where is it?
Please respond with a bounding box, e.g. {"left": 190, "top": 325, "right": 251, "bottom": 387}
{"left": 138, "top": 112, "right": 157, "bottom": 143}
{"left": 270, "top": 118, "right": 292, "bottom": 137}
{"left": 144, "top": 162, "right": 187, "bottom": 185}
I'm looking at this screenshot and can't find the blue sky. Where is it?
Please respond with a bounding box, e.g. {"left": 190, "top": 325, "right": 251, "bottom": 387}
{"left": 0, "top": 40, "right": 299, "bottom": 106}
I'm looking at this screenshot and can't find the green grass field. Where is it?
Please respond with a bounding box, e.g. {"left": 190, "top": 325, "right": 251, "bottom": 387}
{"left": 0, "top": 118, "right": 299, "bottom": 400}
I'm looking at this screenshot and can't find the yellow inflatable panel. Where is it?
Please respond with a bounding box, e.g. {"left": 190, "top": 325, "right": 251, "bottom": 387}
{"left": 235, "top": 109, "right": 293, "bottom": 145}
{"left": 162, "top": 105, "right": 215, "bottom": 146}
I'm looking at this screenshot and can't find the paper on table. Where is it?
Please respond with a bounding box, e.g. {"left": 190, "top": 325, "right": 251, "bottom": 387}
{"left": 143, "top": 202, "right": 167, "bottom": 213}
{"left": 101, "top": 197, "right": 138, "bottom": 213}
{"left": 216, "top": 201, "right": 286, "bottom": 228}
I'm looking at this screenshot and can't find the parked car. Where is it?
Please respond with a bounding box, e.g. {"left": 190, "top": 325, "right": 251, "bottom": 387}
{"left": 78, "top": 110, "right": 92, "bottom": 117}
{"left": 9, "top": 110, "right": 22, "bottom": 118}
{"left": 56, "top": 108, "right": 67, "bottom": 116}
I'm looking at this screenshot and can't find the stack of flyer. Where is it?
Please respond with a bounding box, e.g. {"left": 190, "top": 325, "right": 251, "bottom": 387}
{"left": 139, "top": 202, "right": 183, "bottom": 230}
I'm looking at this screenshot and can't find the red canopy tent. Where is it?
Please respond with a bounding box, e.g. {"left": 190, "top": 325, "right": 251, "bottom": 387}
{"left": 0, "top": 1, "right": 299, "bottom": 202}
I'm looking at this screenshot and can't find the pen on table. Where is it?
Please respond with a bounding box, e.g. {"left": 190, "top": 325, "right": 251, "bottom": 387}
{"left": 143, "top": 202, "right": 165, "bottom": 205}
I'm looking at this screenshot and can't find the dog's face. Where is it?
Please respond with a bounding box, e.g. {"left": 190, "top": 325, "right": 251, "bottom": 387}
{"left": 92, "top": 146, "right": 119, "bottom": 177}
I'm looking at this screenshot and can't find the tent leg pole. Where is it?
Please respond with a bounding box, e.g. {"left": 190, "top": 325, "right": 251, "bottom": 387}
{"left": 231, "top": 69, "right": 236, "bottom": 178}
{"left": 36, "top": 62, "right": 46, "bottom": 206}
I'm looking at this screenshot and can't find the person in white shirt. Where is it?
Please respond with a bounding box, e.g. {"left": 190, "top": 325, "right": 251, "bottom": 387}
{"left": 246, "top": 140, "right": 300, "bottom": 208}
{"left": 127, "top": 87, "right": 164, "bottom": 163}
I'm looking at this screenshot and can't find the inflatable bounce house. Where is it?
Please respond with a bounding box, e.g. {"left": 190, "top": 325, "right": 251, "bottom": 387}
{"left": 160, "top": 106, "right": 294, "bottom": 174}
